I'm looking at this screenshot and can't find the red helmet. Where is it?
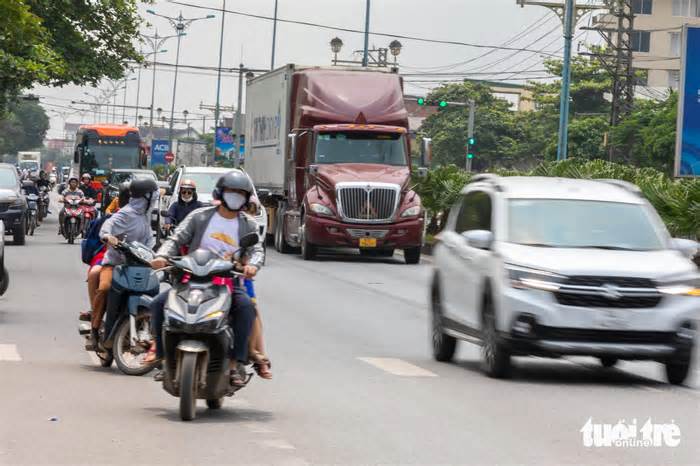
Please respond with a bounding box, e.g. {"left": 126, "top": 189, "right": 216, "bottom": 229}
{"left": 179, "top": 179, "right": 197, "bottom": 192}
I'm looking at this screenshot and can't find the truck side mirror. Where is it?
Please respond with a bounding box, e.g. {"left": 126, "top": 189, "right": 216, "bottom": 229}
{"left": 417, "top": 167, "right": 429, "bottom": 178}
{"left": 420, "top": 138, "right": 432, "bottom": 167}
{"left": 73, "top": 147, "right": 82, "bottom": 164}
{"left": 287, "top": 133, "right": 297, "bottom": 162}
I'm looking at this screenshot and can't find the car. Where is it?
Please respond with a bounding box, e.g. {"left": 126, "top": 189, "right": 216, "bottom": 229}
{"left": 160, "top": 166, "right": 268, "bottom": 239}
{"left": 431, "top": 174, "right": 699, "bottom": 385}
{"left": 0, "top": 163, "right": 28, "bottom": 245}
{"left": 0, "top": 222, "right": 8, "bottom": 296}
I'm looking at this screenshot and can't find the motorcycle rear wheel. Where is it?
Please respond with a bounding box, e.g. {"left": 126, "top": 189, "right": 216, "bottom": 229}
{"left": 113, "top": 314, "right": 157, "bottom": 376}
{"left": 179, "top": 352, "right": 198, "bottom": 421}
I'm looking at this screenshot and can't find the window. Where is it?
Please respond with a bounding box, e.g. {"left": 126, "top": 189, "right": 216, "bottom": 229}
{"left": 455, "top": 191, "right": 492, "bottom": 233}
{"left": 0, "top": 169, "right": 18, "bottom": 190}
{"left": 631, "top": 31, "right": 651, "bottom": 52}
{"left": 673, "top": 0, "right": 700, "bottom": 17}
{"left": 668, "top": 70, "right": 681, "bottom": 89}
{"left": 633, "top": 0, "right": 653, "bottom": 14}
{"left": 670, "top": 32, "right": 681, "bottom": 56}
{"left": 634, "top": 68, "right": 649, "bottom": 86}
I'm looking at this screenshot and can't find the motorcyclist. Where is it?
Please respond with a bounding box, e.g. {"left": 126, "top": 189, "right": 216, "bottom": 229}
{"left": 149, "top": 171, "right": 263, "bottom": 386}
{"left": 105, "top": 182, "right": 131, "bottom": 215}
{"left": 86, "top": 178, "right": 158, "bottom": 350}
{"left": 79, "top": 173, "right": 98, "bottom": 199}
{"left": 36, "top": 171, "right": 51, "bottom": 190}
{"left": 21, "top": 179, "right": 39, "bottom": 196}
{"left": 59, "top": 177, "right": 85, "bottom": 235}
{"left": 163, "top": 179, "right": 203, "bottom": 232}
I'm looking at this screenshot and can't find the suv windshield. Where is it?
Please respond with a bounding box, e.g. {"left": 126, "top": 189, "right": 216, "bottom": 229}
{"left": 111, "top": 171, "right": 156, "bottom": 184}
{"left": 507, "top": 199, "right": 664, "bottom": 251}
{"left": 184, "top": 172, "right": 228, "bottom": 195}
{"left": 315, "top": 131, "right": 407, "bottom": 166}
{"left": 0, "top": 169, "right": 18, "bottom": 189}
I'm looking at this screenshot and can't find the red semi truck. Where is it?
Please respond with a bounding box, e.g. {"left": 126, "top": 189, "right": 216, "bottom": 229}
{"left": 245, "top": 65, "right": 426, "bottom": 264}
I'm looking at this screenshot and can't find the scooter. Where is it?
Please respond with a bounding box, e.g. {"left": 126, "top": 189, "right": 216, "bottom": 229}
{"left": 160, "top": 232, "right": 259, "bottom": 421}
{"left": 78, "top": 241, "right": 161, "bottom": 376}
{"left": 81, "top": 198, "right": 98, "bottom": 235}
{"left": 62, "top": 198, "right": 84, "bottom": 244}
{"left": 37, "top": 186, "right": 50, "bottom": 221}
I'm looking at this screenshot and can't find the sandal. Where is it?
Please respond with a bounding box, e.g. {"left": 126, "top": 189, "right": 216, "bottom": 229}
{"left": 250, "top": 351, "right": 273, "bottom": 380}
{"left": 230, "top": 363, "right": 248, "bottom": 387}
{"left": 143, "top": 342, "right": 160, "bottom": 364}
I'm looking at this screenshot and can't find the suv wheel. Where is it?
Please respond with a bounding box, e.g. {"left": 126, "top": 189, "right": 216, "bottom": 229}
{"left": 431, "top": 275, "right": 457, "bottom": 362}
{"left": 13, "top": 221, "right": 26, "bottom": 246}
{"left": 600, "top": 357, "right": 618, "bottom": 368}
{"left": 481, "top": 298, "right": 511, "bottom": 378}
{"left": 665, "top": 349, "right": 692, "bottom": 385}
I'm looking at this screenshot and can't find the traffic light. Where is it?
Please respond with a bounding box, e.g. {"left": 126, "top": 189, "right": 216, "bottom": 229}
{"left": 417, "top": 97, "right": 425, "bottom": 106}
{"left": 439, "top": 100, "right": 448, "bottom": 108}
{"left": 468, "top": 137, "right": 475, "bottom": 145}
{"left": 467, "top": 153, "right": 474, "bottom": 160}
{"left": 416, "top": 98, "right": 448, "bottom": 108}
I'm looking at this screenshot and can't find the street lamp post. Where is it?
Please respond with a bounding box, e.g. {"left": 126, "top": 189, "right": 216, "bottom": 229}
{"left": 147, "top": 9, "right": 215, "bottom": 156}
{"left": 362, "top": 0, "right": 371, "bottom": 67}
{"left": 331, "top": 37, "right": 343, "bottom": 65}
{"left": 141, "top": 30, "right": 179, "bottom": 144}
{"left": 134, "top": 48, "right": 167, "bottom": 127}
{"left": 213, "top": 0, "right": 227, "bottom": 166}
{"left": 271, "top": 0, "right": 279, "bottom": 69}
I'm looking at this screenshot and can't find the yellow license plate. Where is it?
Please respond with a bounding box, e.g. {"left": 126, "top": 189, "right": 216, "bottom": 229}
{"left": 359, "top": 237, "right": 377, "bottom": 248}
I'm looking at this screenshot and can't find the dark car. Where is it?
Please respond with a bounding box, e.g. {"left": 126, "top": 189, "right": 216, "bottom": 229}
{"left": 0, "top": 163, "right": 28, "bottom": 245}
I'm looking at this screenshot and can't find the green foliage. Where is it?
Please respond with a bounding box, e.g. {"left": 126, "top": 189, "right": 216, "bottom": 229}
{"left": 0, "top": 98, "right": 49, "bottom": 154}
{"left": 1, "top": 0, "right": 146, "bottom": 109}
{"left": 416, "top": 159, "right": 700, "bottom": 240}
{"left": 152, "top": 164, "right": 176, "bottom": 181}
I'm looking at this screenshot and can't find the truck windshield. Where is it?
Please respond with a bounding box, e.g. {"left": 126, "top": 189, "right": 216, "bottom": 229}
{"left": 315, "top": 131, "right": 407, "bottom": 166}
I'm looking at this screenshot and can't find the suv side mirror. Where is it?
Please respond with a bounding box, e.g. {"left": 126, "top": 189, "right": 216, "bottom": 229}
{"left": 671, "top": 238, "right": 699, "bottom": 259}
{"left": 163, "top": 186, "right": 173, "bottom": 196}
{"left": 461, "top": 230, "right": 493, "bottom": 250}
{"left": 256, "top": 188, "right": 270, "bottom": 201}
{"left": 420, "top": 138, "right": 432, "bottom": 167}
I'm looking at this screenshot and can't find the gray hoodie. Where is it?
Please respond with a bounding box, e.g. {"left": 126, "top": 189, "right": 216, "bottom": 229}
{"left": 100, "top": 197, "right": 155, "bottom": 266}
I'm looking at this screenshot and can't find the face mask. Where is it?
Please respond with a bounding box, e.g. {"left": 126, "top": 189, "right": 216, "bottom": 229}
{"left": 181, "top": 194, "right": 193, "bottom": 203}
{"left": 223, "top": 192, "right": 246, "bottom": 211}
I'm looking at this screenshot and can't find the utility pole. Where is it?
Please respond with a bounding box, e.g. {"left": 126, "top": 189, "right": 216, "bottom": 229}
{"left": 517, "top": 1, "right": 603, "bottom": 161}
{"left": 234, "top": 64, "right": 244, "bottom": 168}
{"left": 213, "top": 0, "right": 227, "bottom": 166}
{"left": 147, "top": 9, "right": 214, "bottom": 158}
{"left": 362, "top": 0, "right": 371, "bottom": 67}
{"left": 271, "top": 0, "right": 279, "bottom": 69}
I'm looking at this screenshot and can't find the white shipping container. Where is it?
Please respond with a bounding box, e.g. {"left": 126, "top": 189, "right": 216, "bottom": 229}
{"left": 245, "top": 66, "right": 292, "bottom": 194}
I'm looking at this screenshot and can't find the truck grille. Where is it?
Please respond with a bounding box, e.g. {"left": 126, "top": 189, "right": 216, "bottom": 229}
{"left": 555, "top": 276, "right": 662, "bottom": 309}
{"left": 336, "top": 183, "right": 400, "bottom": 223}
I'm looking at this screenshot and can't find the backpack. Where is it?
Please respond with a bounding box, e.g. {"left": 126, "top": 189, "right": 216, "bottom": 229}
{"left": 81, "top": 215, "right": 109, "bottom": 265}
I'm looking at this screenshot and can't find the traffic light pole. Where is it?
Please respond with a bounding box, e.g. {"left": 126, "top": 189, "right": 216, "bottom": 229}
{"left": 466, "top": 99, "right": 475, "bottom": 171}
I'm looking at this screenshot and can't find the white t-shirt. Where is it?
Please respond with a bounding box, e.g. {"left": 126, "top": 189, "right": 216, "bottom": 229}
{"left": 199, "top": 213, "right": 240, "bottom": 260}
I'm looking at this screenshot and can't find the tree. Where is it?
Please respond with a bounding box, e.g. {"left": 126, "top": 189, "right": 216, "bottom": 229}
{"left": 0, "top": 99, "right": 49, "bottom": 154}
{"left": 1, "top": 0, "right": 146, "bottom": 109}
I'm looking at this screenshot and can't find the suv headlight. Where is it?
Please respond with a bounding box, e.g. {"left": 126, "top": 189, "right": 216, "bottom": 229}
{"left": 506, "top": 264, "right": 566, "bottom": 292}
{"left": 310, "top": 203, "right": 333, "bottom": 217}
{"left": 658, "top": 278, "right": 700, "bottom": 297}
{"left": 400, "top": 205, "right": 421, "bottom": 218}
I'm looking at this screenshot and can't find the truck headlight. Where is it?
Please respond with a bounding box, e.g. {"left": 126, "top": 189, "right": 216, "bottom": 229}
{"left": 400, "top": 205, "right": 421, "bottom": 218}
{"left": 310, "top": 203, "right": 333, "bottom": 217}
{"left": 506, "top": 264, "right": 566, "bottom": 292}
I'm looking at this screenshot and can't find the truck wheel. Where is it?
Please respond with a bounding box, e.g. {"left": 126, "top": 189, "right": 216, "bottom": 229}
{"left": 179, "top": 352, "right": 198, "bottom": 421}
{"left": 403, "top": 247, "right": 421, "bottom": 264}
{"left": 13, "top": 221, "right": 26, "bottom": 246}
{"left": 300, "top": 220, "right": 317, "bottom": 261}
{"left": 275, "top": 208, "right": 292, "bottom": 254}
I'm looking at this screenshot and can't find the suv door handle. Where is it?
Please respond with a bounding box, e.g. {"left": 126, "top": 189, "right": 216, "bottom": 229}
{"left": 460, "top": 252, "right": 472, "bottom": 261}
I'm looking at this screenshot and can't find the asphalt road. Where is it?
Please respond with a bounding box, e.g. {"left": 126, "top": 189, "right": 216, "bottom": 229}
{"left": 0, "top": 206, "right": 698, "bottom": 465}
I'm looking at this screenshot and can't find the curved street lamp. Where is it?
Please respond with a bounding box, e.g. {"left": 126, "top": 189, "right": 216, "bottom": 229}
{"left": 389, "top": 40, "right": 403, "bottom": 61}
{"left": 330, "top": 37, "right": 343, "bottom": 65}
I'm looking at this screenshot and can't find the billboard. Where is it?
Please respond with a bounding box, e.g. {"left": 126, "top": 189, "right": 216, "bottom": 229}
{"left": 675, "top": 25, "right": 700, "bottom": 177}
{"left": 151, "top": 139, "right": 170, "bottom": 166}
{"left": 215, "top": 127, "right": 235, "bottom": 160}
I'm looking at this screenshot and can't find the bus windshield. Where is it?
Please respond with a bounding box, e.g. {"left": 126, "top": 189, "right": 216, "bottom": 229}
{"left": 315, "top": 131, "right": 408, "bottom": 166}
{"left": 82, "top": 141, "right": 140, "bottom": 176}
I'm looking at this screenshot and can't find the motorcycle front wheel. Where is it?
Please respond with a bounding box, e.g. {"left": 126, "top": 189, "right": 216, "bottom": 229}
{"left": 113, "top": 313, "right": 157, "bottom": 376}
{"left": 179, "top": 352, "right": 198, "bottom": 421}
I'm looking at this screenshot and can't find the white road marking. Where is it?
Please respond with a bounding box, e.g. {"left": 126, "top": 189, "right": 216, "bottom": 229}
{"left": 641, "top": 385, "right": 666, "bottom": 394}
{"left": 0, "top": 344, "right": 21, "bottom": 362}
{"left": 258, "top": 439, "right": 297, "bottom": 450}
{"left": 358, "top": 357, "right": 438, "bottom": 377}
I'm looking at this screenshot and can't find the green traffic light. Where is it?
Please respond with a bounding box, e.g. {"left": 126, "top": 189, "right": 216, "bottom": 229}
{"left": 468, "top": 137, "right": 475, "bottom": 145}
{"left": 439, "top": 100, "right": 448, "bottom": 108}
{"left": 467, "top": 153, "right": 474, "bottom": 159}
{"left": 417, "top": 98, "right": 425, "bottom": 106}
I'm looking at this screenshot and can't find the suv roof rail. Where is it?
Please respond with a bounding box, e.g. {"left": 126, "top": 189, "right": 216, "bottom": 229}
{"left": 470, "top": 173, "right": 503, "bottom": 191}
{"left": 594, "top": 178, "right": 643, "bottom": 197}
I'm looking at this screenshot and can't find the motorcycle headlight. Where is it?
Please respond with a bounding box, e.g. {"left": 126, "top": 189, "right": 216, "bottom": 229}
{"left": 400, "top": 205, "right": 422, "bottom": 218}
{"left": 310, "top": 203, "right": 333, "bottom": 217}
{"left": 658, "top": 277, "right": 700, "bottom": 297}
{"left": 506, "top": 264, "right": 566, "bottom": 292}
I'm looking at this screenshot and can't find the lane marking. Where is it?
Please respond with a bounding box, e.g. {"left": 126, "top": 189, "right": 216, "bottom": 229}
{"left": 358, "top": 357, "right": 437, "bottom": 377}
{"left": 258, "top": 439, "right": 296, "bottom": 450}
{"left": 0, "top": 344, "right": 21, "bottom": 362}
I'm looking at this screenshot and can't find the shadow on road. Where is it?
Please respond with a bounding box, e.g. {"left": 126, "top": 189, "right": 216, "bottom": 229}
{"left": 142, "top": 405, "right": 275, "bottom": 424}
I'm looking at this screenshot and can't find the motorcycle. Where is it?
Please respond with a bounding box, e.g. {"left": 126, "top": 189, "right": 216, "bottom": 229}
{"left": 26, "top": 193, "right": 38, "bottom": 236}
{"left": 160, "top": 232, "right": 259, "bottom": 421}
{"left": 62, "top": 198, "right": 84, "bottom": 244}
{"left": 78, "top": 241, "right": 160, "bottom": 375}
{"left": 37, "top": 186, "right": 50, "bottom": 221}
{"left": 81, "top": 198, "right": 98, "bottom": 235}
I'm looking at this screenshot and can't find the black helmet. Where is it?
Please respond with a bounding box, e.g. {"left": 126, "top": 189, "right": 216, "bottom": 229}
{"left": 129, "top": 178, "right": 158, "bottom": 198}
{"left": 68, "top": 176, "right": 79, "bottom": 184}
{"left": 118, "top": 182, "right": 131, "bottom": 208}
{"left": 213, "top": 170, "right": 253, "bottom": 201}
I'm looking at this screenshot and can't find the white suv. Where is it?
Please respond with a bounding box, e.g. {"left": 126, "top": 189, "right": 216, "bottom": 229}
{"left": 431, "top": 175, "right": 699, "bottom": 384}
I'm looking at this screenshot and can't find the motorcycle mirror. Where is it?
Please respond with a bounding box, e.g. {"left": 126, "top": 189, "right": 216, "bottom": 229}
{"left": 239, "top": 232, "right": 259, "bottom": 249}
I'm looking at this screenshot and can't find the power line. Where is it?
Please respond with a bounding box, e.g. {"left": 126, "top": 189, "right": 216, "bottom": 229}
{"left": 166, "top": 0, "right": 562, "bottom": 57}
